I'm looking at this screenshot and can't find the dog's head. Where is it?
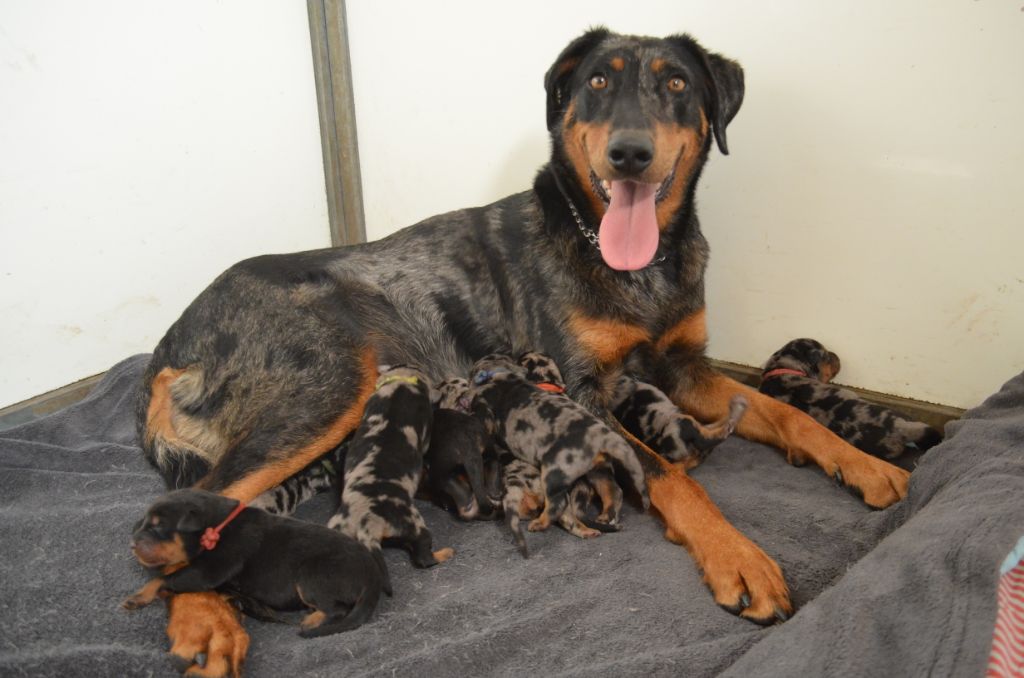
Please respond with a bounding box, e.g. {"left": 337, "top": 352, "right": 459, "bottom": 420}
{"left": 129, "top": 489, "right": 231, "bottom": 568}
{"left": 545, "top": 28, "right": 744, "bottom": 270}
{"left": 436, "top": 377, "right": 472, "bottom": 411}
{"left": 517, "top": 351, "right": 565, "bottom": 388}
{"left": 763, "top": 338, "right": 842, "bottom": 383}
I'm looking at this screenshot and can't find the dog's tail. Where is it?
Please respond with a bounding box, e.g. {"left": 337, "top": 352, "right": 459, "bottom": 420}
{"left": 606, "top": 440, "right": 651, "bottom": 510}
{"left": 298, "top": 587, "right": 380, "bottom": 638}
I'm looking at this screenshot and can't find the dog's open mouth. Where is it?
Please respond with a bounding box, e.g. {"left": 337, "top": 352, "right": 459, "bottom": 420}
{"left": 587, "top": 168, "right": 676, "bottom": 271}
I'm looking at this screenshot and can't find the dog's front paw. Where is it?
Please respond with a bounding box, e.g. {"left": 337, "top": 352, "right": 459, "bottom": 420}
{"left": 121, "top": 593, "right": 150, "bottom": 611}
{"left": 166, "top": 592, "right": 248, "bottom": 678}
{"left": 686, "top": 528, "right": 793, "bottom": 625}
{"left": 831, "top": 449, "right": 910, "bottom": 509}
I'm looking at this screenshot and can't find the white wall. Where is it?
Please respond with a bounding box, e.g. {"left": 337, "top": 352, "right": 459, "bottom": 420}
{"left": 347, "top": 0, "right": 1024, "bottom": 409}
{"left": 0, "top": 1, "right": 330, "bottom": 407}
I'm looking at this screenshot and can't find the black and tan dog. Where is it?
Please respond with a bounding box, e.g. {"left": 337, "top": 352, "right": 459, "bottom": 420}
{"left": 759, "top": 338, "right": 943, "bottom": 471}
{"left": 468, "top": 353, "right": 650, "bottom": 531}
{"left": 122, "top": 489, "right": 386, "bottom": 641}
{"left": 425, "top": 377, "right": 497, "bottom": 520}
{"left": 136, "top": 27, "right": 913, "bottom": 667}
{"left": 327, "top": 366, "right": 454, "bottom": 569}
{"left": 612, "top": 376, "right": 748, "bottom": 469}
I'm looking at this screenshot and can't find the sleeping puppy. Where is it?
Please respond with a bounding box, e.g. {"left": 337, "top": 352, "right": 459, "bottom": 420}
{"left": 122, "top": 488, "right": 386, "bottom": 638}
{"left": 468, "top": 353, "right": 649, "bottom": 534}
{"left": 611, "top": 376, "right": 748, "bottom": 470}
{"left": 426, "top": 378, "right": 498, "bottom": 520}
{"left": 328, "top": 366, "right": 454, "bottom": 568}
{"left": 759, "top": 338, "right": 943, "bottom": 470}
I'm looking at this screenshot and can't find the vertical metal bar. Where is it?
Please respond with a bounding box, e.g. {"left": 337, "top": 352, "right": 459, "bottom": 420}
{"left": 307, "top": 0, "right": 366, "bottom": 246}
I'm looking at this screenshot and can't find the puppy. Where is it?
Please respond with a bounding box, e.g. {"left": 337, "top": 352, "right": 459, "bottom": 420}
{"left": 122, "top": 488, "right": 386, "bottom": 638}
{"left": 327, "top": 366, "right": 454, "bottom": 568}
{"left": 425, "top": 378, "right": 498, "bottom": 520}
{"left": 469, "top": 353, "right": 649, "bottom": 534}
{"left": 500, "top": 457, "right": 618, "bottom": 557}
{"left": 249, "top": 441, "right": 347, "bottom": 516}
{"left": 611, "top": 376, "right": 748, "bottom": 470}
{"left": 759, "top": 338, "right": 943, "bottom": 470}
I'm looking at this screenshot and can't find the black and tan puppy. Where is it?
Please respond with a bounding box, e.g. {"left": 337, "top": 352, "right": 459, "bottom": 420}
{"left": 122, "top": 488, "right": 386, "bottom": 638}
{"left": 425, "top": 378, "right": 498, "bottom": 520}
{"left": 328, "top": 366, "right": 454, "bottom": 568}
{"left": 469, "top": 353, "right": 649, "bottom": 533}
{"left": 759, "top": 338, "right": 943, "bottom": 470}
{"left": 611, "top": 376, "right": 748, "bottom": 470}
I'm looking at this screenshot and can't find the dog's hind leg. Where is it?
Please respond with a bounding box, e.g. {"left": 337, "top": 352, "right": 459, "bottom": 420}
{"left": 403, "top": 506, "right": 454, "bottom": 568}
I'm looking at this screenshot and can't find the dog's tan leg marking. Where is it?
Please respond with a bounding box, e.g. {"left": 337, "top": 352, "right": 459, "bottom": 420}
{"left": 624, "top": 429, "right": 792, "bottom": 622}
{"left": 165, "top": 592, "right": 248, "bottom": 678}
{"left": 678, "top": 371, "right": 909, "bottom": 508}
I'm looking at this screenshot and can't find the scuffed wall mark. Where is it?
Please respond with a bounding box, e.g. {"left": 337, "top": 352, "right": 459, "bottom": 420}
{"left": 947, "top": 293, "right": 980, "bottom": 327}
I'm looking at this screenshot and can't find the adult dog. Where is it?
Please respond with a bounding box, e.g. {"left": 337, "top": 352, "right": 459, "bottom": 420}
{"left": 138, "top": 27, "right": 909, "bottom": 674}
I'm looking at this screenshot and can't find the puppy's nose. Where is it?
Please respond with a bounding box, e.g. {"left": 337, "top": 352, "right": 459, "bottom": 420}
{"left": 607, "top": 130, "right": 654, "bottom": 176}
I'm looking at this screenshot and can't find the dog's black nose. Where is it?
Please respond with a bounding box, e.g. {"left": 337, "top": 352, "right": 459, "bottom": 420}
{"left": 607, "top": 130, "right": 654, "bottom": 176}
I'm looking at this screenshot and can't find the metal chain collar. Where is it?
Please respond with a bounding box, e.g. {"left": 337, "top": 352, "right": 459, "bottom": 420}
{"left": 564, "top": 195, "right": 667, "bottom": 266}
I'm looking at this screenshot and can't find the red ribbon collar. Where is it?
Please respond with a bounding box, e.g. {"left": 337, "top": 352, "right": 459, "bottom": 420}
{"left": 761, "top": 368, "right": 808, "bottom": 380}
{"left": 535, "top": 382, "right": 565, "bottom": 394}
{"left": 199, "top": 501, "right": 247, "bottom": 552}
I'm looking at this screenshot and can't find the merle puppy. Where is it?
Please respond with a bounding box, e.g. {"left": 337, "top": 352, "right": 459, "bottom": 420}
{"left": 328, "top": 366, "right": 454, "bottom": 568}
{"left": 469, "top": 353, "right": 649, "bottom": 533}
{"left": 500, "top": 457, "right": 619, "bottom": 556}
{"left": 249, "top": 442, "right": 347, "bottom": 516}
{"left": 425, "top": 378, "right": 497, "bottom": 520}
{"left": 611, "top": 376, "right": 748, "bottom": 470}
{"left": 122, "top": 488, "right": 386, "bottom": 638}
{"left": 759, "top": 338, "right": 943, "bottom": 470}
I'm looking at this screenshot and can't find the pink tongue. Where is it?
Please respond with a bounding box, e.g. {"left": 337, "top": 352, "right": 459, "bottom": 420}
{"left": 598, "top": 181, "right": 659, "bottom": 270}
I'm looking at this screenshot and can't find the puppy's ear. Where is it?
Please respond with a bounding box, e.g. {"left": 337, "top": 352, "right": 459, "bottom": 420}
{"left": 668, "top": 34, "right": 744, "bottom": 155}
{"left": 176, "top": 508, "right": 205, "bottom": 533}
{"left": 544, "top": 27, "right": 611, "bottom": 131}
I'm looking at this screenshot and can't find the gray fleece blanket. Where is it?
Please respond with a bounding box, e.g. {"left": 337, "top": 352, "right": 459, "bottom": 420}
{"left": 1, "top": 355, "right": 1021, "bottom": 677}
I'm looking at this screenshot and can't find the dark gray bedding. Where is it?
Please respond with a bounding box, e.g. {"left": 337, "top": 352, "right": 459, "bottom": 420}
{"left": 1, "top": 355, "right": 1021, "bottom": 677}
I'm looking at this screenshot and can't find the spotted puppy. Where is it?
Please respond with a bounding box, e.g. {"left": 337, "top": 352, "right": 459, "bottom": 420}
{"left": 500, "top": 457, "right": 620, "bottom": 556}
{"left": 122, "top": 488, "right": 386, "bottom": 638}
{"left": 759, "top": 338, "right": 943, "bottom": 470}
{"left": 611, "top": 376, "right": 748, "bottom": 470}
{"left": 517, "top": 352, "right": 625, "bottom": 531}
{"left": 328, "top": 366, "right": 454, "bottom": 568}
{"left": 249, "top": 441, "right": 347, "bottom": 516}
{"left": 425, "top": 378, "right": 498, "bottom": 520}
{"left": 469, "top": 353, "right": 649, "bottom": 534}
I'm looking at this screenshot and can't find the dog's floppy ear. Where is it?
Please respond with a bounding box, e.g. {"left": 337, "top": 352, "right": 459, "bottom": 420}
{"left": 176, "top": 507, "right": 205, "bottom": 533}
{"left": 544, "top": 27, "right": 610, "bottom": 131}
{"left": 669, "top": 35, "right": 744, "bottom": 155}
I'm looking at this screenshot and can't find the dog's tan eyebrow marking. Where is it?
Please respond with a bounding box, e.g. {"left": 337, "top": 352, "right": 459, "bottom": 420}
{"left": 651, "top": 58, "right": 666, "bottom": 74}
{"left": 609, "top": 57, "right": 625, "bottom": 72}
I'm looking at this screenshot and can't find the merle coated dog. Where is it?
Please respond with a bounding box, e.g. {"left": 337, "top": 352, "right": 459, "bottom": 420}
{"left": 759, "top": 338, "right": 943, "bottom": 471}
{"left": 327, "top": 366, "right": 453, "bottom": 570}
{"left": 122, "top": 489, "right": 386, "bottom": 641}
{"left": 468, "top": 353, "right": 649, "bottom": 531}
{"left": 136, "top": 27, "right": 912, "bottom": 669}
{"left": 611, "top": 376, "right": 747, "bottom": 469}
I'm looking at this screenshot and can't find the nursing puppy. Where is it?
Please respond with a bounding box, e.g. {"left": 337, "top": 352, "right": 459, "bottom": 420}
{"left": 426, "top": 378, "right": 497, "bottom": 520}
{"left": 122, "top": 488, "right": 385, "bottom": 638}
{"left": 500, "top": 457, "right": 619, "bottom": 557}
{"left": 469, "top": 353, "right": 649, "bottom": 532}
{"left": 759, "top": 338, "right": 943, "bottom": 470}
{"left": 611, "top": 376, "right": 748, "bottom": 470}
{"left": 328, "top": 366, "right": 454, "bottom": 568}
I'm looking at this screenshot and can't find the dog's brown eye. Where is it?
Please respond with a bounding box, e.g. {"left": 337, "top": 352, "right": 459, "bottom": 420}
{"left": 667, "top": 76, "right": 686, "bottom": 93}
{"left": 589, "top": 74, "right": 608, "bottom": 90}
